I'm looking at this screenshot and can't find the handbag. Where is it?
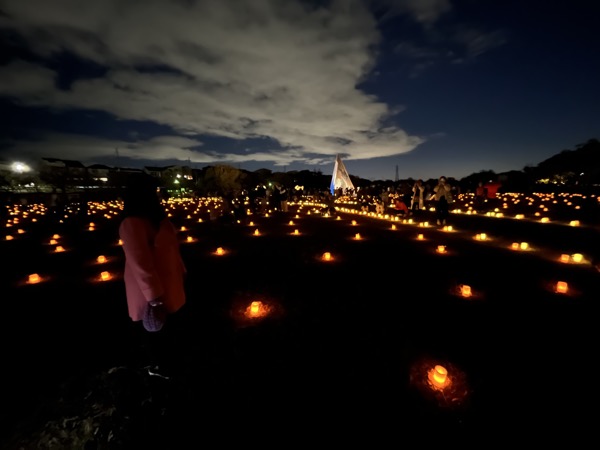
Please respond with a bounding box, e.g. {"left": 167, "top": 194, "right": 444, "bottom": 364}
{"left": 142, "top": 302, "right": 166, "bottom": 332}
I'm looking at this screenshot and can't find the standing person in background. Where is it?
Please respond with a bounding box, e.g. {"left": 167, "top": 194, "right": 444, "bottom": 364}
{"left": 410, "top": 179, "right": 425, "bottom": 212}
{"left": 431, "top": 176, "right": 453, "bottom": 226}
{"left": 119, "top": 173, "right": 187, "bottom": 379}
{"left": 474, "top": 181, "right": 487, "bottom": 212}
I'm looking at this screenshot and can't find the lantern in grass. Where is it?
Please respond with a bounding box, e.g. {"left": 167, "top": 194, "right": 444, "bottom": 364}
{"left": 322, "top": 252, "right": 332, "bottom": 261}
{"left": 6, "top": 235, "right": 14, "bottom": 241}
{"left": 215, "top": 247, "right": 225, "bottom": 256}
{"left": 572, "top": 253, "right": 583, "bottom": 263}
{"left": 436, "top": 245, "right": 446, "bottom": 254}
{"left": 100, "top": 271, "right": 112, "bottom": 281}
{"left": 254, "top": 229, "right": 260, "bottom": 236}
{"left": 417, "top": 233, "right": 424, "bottom": 240}
{"left": 294, "top": 229, "right": 300, "bottom": 235}
{"left": 55, "top": 246, "right": 65, "bottom": 253}
{"left": 569, "top": 220, "right": 580, "bottom": 227}
{"left": 289, "top": 220, "right": 295, "bottom": 225}
{"left": 28, "top": 273, "right": 41, "bottom": 284}
{"left": 560, "top": 254, "right": 570, "bottom": 263}
{"left": 391, "top": 224, "right": 396, "bottom": 230}
{"left": 520, "top": 242, "right": 529, "bottom": 251}
{"left": 249, "top": 301, "right": 261, "bottom": 317}
{"left": 97, "top": 255, "right": 107, "bottom": 264}
{"left": 354, "top": 233, "right": 361, "bottom": 240}
{"left": 460, "top": 284, "right": 472, "bottom": 298}
{"left": 555, "top": 281, "right": 568, "bottom": 294}
{"left": 351, "top": 220, "right": 357, "bottom": 226}
{"left": 428, "top": 365, "right": 451, "bottom": 390}
{"left": 186, "top": 236, "right": 194, "bottom": 242}
{"left": 52, "top": 234, "right": 60, "bottom": 239}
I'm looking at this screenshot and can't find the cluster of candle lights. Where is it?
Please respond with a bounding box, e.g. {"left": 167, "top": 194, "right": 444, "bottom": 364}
{"left": 4, "top": 194, "right": 594, "bottom": 412}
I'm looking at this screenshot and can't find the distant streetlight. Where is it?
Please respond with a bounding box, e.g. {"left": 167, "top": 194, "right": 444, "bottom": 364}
{"left": 11, "top": 162, "right": 31, "bottom": 173}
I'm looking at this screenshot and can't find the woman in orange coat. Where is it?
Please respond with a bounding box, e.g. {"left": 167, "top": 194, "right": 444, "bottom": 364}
{"left": 119, "top": 173, "right": 187, "bottom": 378}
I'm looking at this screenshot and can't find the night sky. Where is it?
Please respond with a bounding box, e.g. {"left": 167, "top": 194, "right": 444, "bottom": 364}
{"left": 1, "top": 0, "right": 599, "bottom": 181}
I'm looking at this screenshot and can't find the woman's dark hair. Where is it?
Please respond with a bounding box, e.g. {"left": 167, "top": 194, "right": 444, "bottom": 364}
{"left": 121, "top": 173, "right": 166, "bottom": 229}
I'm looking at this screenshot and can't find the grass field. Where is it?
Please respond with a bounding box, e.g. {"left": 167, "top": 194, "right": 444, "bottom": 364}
{"left": 1, "top": 195, "right": 599, "bottom": 447}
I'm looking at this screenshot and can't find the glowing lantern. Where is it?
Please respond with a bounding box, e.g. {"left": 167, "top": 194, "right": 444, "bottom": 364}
{"left": 572, "top": 253, "right": 583, "bottom": 263}
{"left": 511, "top": 242, "right": 519, "bottom": 250}
{"left": 97, "top": 255, "right": 107, "bottom": 264}
{"left": 443, "top": 225, "right": 453, "bottom": 231}
{"left": 351, "top": 220, "right": 357, "bottom": 226}
{"left": 17, "top": 229, "right": 25, "bottom": 234}
{"left": 559, "top": 254, "right": 570, "bottom": 263}
{"left": 391, "top": 224, "right": 396, "bottom": 230}
{"left": 249, "top": 221, "right": 255, "bottom": 226}
{"left": 180, "top": 226, "right": 187, "bottom": 231}
{"left": 460, "top": 285, "right": 472, "bottom": 298}
{"left": 88, "top": 225, "right": 95, "bottom": 231}
{"left": 289, "top": 220, "right": 295, "bottom": 225}
{"left": 436, "top": 245, "right": 446, "bottom": 253}
{"left": 520, "top": 242, "right": 529, "bottom": 250}
{"left": 216, "top": 247, "right": 225, "bottom": 255}
{"left": 294, "top": 229, "right": 300, "bottom": 235}
{"left": 428, "top": 365, "right": 451, "bottom": 390}
{"left": 254, "top": 229, "right": 260, "bottom": 236}
{"left": 322, "top": 252, "right": 332, "bottom": 261}
{"left": 417, "top": 234, "right": 424, "bottom": 240}
{"left": 186, "top": 236, "right": 194, "bottom": 242}
{"left": 28, "top": 273, "right": 41, "bottom": 284}
{"left": 569, "top": 220, "right": 580, "bottom": 227}
{"left": 249, "top": 301, "right": 261, "bottom": 317}
{"left": 52, "top": 234, "right": 60, "bottom": 239}
{"left": 49, "top": 239, "right": 57, "bottom": 245}
{"left": 354, "top": 233, "right": 361, "bottom": 240}
{"left": 118, "top": 239, "right": 123, "bottom": 246}
{"left": 55, "top": 246, "right": 65, "bottom": 253}
{"left": 555, "top": 281, "right": 568, "bottom": 294}
{"left": 100, "top": 271, "right": 112, "bottom": 281}
{"left": 6, "top": 235, "right": 13, "bottom": 241}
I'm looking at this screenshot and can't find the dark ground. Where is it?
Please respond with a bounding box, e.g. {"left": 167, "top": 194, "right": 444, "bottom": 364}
{"left": 1, "top": 199, "right": 599, "bottom": 448}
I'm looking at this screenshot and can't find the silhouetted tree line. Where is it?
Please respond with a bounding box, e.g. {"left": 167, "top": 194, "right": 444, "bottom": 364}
{"left": 1, "top": 139, "right": 598, "bottom": 198}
